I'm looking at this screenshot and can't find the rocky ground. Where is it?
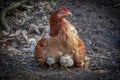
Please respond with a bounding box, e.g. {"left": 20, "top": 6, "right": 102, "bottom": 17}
{"left": 0, "top": 0, "right": 120, "bottom": 80}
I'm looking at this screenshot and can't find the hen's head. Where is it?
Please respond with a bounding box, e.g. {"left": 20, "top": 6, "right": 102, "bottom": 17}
{"left": 49, "top": 6, "right": 72, "bottom": 36}
{"left": 50, "top": 6, "right": 72, "bottom": 20}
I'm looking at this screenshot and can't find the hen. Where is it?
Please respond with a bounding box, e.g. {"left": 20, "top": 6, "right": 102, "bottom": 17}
{"left": 35, "top": 6, "right": 87, "bottom": 67}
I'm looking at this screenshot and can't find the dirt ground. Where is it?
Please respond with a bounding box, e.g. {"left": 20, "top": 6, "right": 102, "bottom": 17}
{"left": 0, "top": 0, "right": 120, "bottom": 80}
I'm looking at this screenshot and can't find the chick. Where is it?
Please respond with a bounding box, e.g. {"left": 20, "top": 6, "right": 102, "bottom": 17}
{"left": 60, "top": 54, "right": 74, "bottom": 71}
{"left": 46, "top": 57, "right": 55, "bottom": 69}
{"left": 83, "top": 56, "right": 90, "bottom": 67}
{"left": 79, "top": 56, "right": 90, "bottom": 67}
{"left": 29, "top": 38, "right": 37, "bottom": 55}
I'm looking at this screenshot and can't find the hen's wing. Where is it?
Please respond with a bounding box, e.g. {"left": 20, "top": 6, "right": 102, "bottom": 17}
{"left": 66, "top": 23, "right": 86, "bottom": 67}
{"left": 35, "top": 26, "right": 50, "bottom": 66}
{"left": 35, "top": 26, "right": 64, "bottom": 66}
{"left": 35, "top": 38, "right": 46, "bottom": 66}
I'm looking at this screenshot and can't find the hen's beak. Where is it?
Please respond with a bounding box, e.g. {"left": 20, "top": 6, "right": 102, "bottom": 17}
{"left": 67, "top": 12, "right": 72, "bottom": 16}
{"left": 59, "top": 11, "right": 72, "bottom": 18}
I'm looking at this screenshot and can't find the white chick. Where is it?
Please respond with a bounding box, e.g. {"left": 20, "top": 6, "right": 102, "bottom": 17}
{"left": 46, "top": 57, "right": 55, "bottom": 69}
{"left": 60, "top": 54, "right": 74, "bottom": 71}
{"left": 29, "top": 38, "right": 37, "bottom": 55}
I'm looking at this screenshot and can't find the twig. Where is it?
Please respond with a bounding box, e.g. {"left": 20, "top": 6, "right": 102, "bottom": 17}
{"left": 8, "top": 47, "right": 22, "bottom": 53}
{"left": 115, "top": 3, "right": 120, "bottom": 7}
{"left": 0, "top": 0, "right": 28, "bottom": 32}
{"left": 0, "top": 37, "right": 14, "bottom": 42}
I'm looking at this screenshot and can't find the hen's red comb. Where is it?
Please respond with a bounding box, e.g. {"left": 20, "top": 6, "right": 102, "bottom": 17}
{"left": 61, "top": 6, "right": 68, "bottom": 11}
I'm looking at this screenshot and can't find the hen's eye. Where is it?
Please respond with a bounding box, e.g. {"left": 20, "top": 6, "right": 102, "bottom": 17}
{"left": 61, "top": 10, "right": 65, "bottom": 14}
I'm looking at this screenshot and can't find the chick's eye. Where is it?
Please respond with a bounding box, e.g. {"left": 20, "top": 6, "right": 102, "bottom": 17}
{"left": 66, "top": 59, "right": 69, "bottom": 61}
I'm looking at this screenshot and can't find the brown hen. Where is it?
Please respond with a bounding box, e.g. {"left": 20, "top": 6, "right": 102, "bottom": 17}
{"left": 35, "top": 6, "right": 87, "bottom": 67}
